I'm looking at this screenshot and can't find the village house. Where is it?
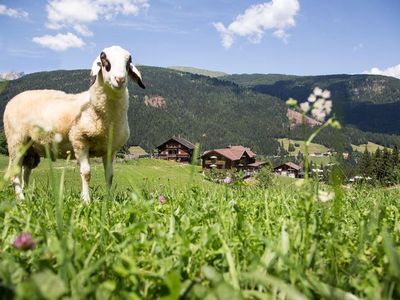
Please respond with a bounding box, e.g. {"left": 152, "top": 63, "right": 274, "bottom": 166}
{"left": 156, "top": 136, "right": 195, "bottom": 163}
{"left": 201, "top": 145, "right": 266, "bottom": 171}
{"left": 273, "top": 162, "right": 302, "bottom": 178}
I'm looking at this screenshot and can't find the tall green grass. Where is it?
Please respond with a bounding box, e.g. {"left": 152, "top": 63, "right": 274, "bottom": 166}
{"left": 0, "top": 157, "right": 399, "bottom": 299}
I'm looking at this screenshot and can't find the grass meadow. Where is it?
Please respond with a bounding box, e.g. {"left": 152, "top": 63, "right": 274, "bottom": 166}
{"left": 351, "top": 142, "right": 387, "bottom": 153}
{"left": 277, "top": 138, "right": 329, "bottom": 155}
{"left": 0, "top": 156, "right": 399, "bottom": 299}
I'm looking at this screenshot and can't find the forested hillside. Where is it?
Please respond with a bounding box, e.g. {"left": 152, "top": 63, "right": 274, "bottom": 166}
{"left": 223, "top": 73, "right": 400, "bottom": 134}
{"left": 1, "top": 67, "right": 400, "bottom": 155}
{"left": 0, "top": 67, "right": 287, "bottom": 154}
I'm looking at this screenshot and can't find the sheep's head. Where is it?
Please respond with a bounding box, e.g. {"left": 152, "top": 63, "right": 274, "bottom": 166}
{"left": 90, "top": 46, "right": 145, "bottom": 90}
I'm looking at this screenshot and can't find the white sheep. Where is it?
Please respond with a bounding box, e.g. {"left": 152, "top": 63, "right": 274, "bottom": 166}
{"left": 3, "top": 45, "right": 145, "bottom": 202}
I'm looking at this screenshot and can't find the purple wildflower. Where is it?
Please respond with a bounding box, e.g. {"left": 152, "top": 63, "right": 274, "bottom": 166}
{"left": 224, "top": 176, "right": 232, "bottom": 184}
{"left": 12, "top": 232, "right": 35, "bottom": 250}
{"left": 158, "top": 195, "right": 166, "bottom": 204}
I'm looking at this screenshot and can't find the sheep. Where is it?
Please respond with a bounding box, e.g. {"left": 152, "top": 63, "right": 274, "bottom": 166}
{"left": 3, "top": 45, "right": 145, "bottom": 203}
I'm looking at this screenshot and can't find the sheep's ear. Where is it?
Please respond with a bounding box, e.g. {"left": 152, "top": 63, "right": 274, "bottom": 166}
{"left": 128, "top": 64, "right": 145, "bottom": 89}
{"left": 89, "top": 55, "right": 101, "bottom": 87}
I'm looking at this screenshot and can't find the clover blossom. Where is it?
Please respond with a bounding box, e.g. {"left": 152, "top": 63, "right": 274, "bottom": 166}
{"left": 158, "top": 195, "right": 166, "bottom": 204}
{"left": 12, "top": 232, "right": 35, "bottom": 250}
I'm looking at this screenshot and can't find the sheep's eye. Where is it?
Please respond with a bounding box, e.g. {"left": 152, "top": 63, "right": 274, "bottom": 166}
{"left": 100, "top": 51, "right": 111, "bottom": 72}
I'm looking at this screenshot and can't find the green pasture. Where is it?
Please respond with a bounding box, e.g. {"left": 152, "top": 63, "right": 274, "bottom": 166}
{"left": 278, "top": 138, "right": 329, "bottom": 155}
{"left": 0, "top": 155, "right": 399, "bottom": 299}
{"left": 352, "top": 141, "right": 386, "bottom": 153}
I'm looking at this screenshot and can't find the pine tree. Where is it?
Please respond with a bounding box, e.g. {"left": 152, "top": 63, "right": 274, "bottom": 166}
{"left": 360, "top": 146, "right": 372, "bottom": 176}
{"left": 382, "top": 148, "right": 391, "bottom": 185}
{"left": 390, "top": 145, "right": 400, "bottom": 184}
{"left": 373, "top": 148, "right": 383, "bottom": 183}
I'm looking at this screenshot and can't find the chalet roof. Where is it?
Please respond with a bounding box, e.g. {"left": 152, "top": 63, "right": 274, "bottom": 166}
{"left": 229, "top": 145, "right": 256, "bottom": 157}
{"left": 274, "top": 162, "right": 302, "bottom": 171}
{"left": 173, "top": 136, "right": 195, "bottom": 149}
{"left": 248, "top": 161, "right": 268, "bottom": 167}
{"left": 157, "top": 136, "right": 195, "bottom": 150}
{"left": 202, "top": 145, "right": 256, "bottom": 161}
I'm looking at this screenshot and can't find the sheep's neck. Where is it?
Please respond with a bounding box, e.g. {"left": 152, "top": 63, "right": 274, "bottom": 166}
{"left": 89, "top": 83, "right": 128, "bottom": 117}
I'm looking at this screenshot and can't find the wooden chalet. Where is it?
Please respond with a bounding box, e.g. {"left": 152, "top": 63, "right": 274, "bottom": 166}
{"left": 201, "top": 145, "right": 257, "bottom": 170}
{"left": 156, "top": 136, "right": 195, "bottom": 163}
{"left": 273, "top": 162, "right": 302, "bottom": 178}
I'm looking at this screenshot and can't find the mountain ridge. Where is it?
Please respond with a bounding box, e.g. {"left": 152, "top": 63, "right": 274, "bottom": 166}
{"left": 222, "top": 72, "right": 400, "bottom": 134}
{"left": 1, "top": 67, "right": 400, "bottom": 154}
{"left": 168, "top": 66, "right": 227, "bottom": 78}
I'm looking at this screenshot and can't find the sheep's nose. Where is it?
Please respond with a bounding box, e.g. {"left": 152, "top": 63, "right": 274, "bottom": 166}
{"left": 115, "top": 76, "right": 125, "bottom": 85}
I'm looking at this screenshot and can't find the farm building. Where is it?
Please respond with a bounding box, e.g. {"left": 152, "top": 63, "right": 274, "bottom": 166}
{"left": 274, "top": 162, "right": 302, "bottom": 178}
{"left": 156, "top": 136, "right": 195, "bottom": 163}
{"left": 201, "top": 145, "right": 259, "bottom": 170}
{"left": 126, "top": 146, "right": 149, "bottom": 159}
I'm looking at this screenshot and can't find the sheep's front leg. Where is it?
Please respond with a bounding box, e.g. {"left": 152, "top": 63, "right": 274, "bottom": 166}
{"left": 102, "top": 154, "right": 114, "bottom": 192}
{"left": 8, "top": 155, "right": 25, "bottom": 200}
{"left": 12, "top": 173, "right": 24, "bottom": 200}
{"left": 78, "top": 150, "right": 91, "bottom": 203}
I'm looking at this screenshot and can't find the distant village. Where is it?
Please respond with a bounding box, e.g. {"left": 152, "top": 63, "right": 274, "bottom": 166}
{"left": 122, "top": 135, "right": 348, "bottom": 181}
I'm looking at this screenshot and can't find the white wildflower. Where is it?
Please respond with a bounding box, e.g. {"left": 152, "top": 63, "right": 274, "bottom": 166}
{"left": 311, "top": 108, "right": 326, "bottom": 121}
{"left": 308, "top": 94, "right": 317, "bottom": 103}
{"left": 224, "top": 176, "right": 232, "bottom": 184}
{"left": 322, "top": 89, "right": 331, "bottom": 99}
{"left": 313, "top": 87, "right": 323, "bottom": 96}
{"left": 324, "top": 100, "right": 332, "bottom": 114}
{"left": 317, "top": 190, "right": 335, "bottom": 202}
{"left": 300, "top": 102, "right": 310, "bottom": 113}
{"left": 313, "top": 98, "right": 325, "bottom": 109}
{"left": 53, "top": 133, "right": 63, "bottom": 143}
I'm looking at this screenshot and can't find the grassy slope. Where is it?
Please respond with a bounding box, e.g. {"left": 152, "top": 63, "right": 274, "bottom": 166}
{"left": 278, "top": 138, "right": 329, "bottom": 154}
{"left": 351, "top": 141, "right": 386, "bottom": 153}
{"left": 0, "top": 155, "right": 210, "bottom": 193}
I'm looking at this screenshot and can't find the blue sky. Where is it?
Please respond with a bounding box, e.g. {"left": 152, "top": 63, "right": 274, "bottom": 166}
{"left": 0, "top": 0, "right": 399, "bottom": 77}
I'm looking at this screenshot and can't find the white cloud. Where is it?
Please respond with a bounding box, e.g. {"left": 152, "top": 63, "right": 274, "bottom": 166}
{"left": 73, "top": 24, "right": 93, "bottom": 37}
{"left": 363, "top": 64, "right": 400, "bottom": 79}
{"left": 214, "top": 0, "right": 300, "bottom": 49}
{"left": 0, "top": 4, "right": 28, "bottom": 18}
{"left": 45, "top": 0, "right": 149, "bottom": 34}
{"left": 32, "top": 32, "right": 85, "bottom": 51}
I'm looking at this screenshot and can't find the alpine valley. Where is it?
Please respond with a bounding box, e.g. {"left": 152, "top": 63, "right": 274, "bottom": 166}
{"left": 0, "top": 66, "right": 399, "bottom": 155}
